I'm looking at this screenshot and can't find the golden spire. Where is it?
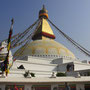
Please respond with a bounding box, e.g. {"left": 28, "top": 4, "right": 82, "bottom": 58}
{"left": 32, "top": 5, "right": 55, "bottom": 40}
{"left": 39, "top": 5, "right": 48, "bottom": 19}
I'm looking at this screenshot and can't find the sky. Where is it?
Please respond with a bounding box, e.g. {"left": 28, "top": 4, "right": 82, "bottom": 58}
{"left": 0, "top": 0, "right": 90, "bottom": 60}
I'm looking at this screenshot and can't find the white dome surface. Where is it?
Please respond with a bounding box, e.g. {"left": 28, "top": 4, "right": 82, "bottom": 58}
{"left": 14, "top": 39, "right": 75, "bottom": 59}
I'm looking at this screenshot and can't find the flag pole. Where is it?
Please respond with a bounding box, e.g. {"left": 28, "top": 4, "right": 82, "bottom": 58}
{"left": 4, "top": 18, "right": 14, "bottom": 76}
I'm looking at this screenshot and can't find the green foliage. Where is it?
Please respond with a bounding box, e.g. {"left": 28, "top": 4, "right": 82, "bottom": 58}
{"left": 24, "top": 72, "right": 28, "bottom": 77}
{"left": 56, "top": 72, "right": 66, "bottom": 77}
{"left": 30, "top": 73, "right": 35, "bottom": 77}
{"left": 24, "top": 71, "right": 35, "bottom": 77}
{"left": 87, "top": 72, "right": 90, "bottom": 76}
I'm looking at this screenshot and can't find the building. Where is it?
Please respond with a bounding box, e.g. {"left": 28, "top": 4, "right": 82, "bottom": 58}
{"left": 0, "top": 6, "right": 90, "bottom": 90}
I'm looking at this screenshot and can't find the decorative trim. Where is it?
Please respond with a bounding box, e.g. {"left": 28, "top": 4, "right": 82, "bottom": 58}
{"left": 32, "top": 32, "right": 55, "bottom": 40}
{"left": 39, "top": 13, "right": 48, "bottom": 19}
{"left": 42, "top": 32, "right": 55, "bottom": 39}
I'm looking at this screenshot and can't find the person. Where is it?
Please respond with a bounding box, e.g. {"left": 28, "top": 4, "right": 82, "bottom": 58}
{"left": 19, "top": 88, "right": 22, "bottom": 90}
{"left": 14, "top": 85, "right": 18, "bottom": 90}
{"left": 65, "top": 83, "right": 70, "bottom": 90}
{"left": 7, "top": 88, "right": 11, "bottom": 90}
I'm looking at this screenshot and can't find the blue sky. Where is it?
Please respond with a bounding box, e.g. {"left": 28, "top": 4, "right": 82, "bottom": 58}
{"left": 0, "top": 0, "right": 90, "bottom": 60}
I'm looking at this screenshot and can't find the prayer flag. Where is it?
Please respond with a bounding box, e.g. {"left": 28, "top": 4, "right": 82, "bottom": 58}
{"left": 4, "top": 18, "right": 14, "bottom": 76}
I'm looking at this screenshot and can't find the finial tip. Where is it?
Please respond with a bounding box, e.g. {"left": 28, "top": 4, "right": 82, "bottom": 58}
{"left": 42, "top": 4, "right": 45, "bottom": 10}
{"left": 11, "top": 18, "right": 14, "bottom": 24}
